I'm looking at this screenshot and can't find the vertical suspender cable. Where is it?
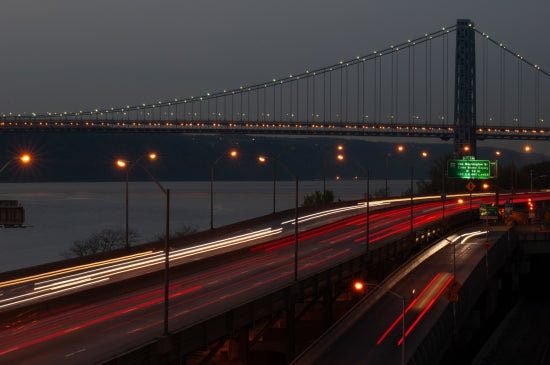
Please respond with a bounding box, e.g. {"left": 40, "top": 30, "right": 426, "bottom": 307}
{"left": 424, "top": 34, "right": 430, "bottom": 123}
{"left": 330, "top": 69, "right": 332, "bottom": 123}
{"left": 379, "top": 55, "right": 382, "bottom": 123}
{"left": 362, "top": 60, "right": 366, "bottom": 122}
{"left": 411, "top": 43, "right": 416, "bottom": 124}
{"left": 372, "top": 55, "right": 378, "bottom": 122}
{"left": 323, "top": 72, "right": 327, "bottom": 126}
{"left": 345, "top": 65, "right": 349, "bottom": 122}
{"left": 446, "top": 32, "right": 449, "bottom": 127}
{"left": 280, "top": 82, "right": 283, "bottom": 123}
{"left": 357, "top": 62, "right": 360, "bottom": 123}
{"left": 396, "top": 49, "right": 399, "bottom": 123}
{"left": 408, "top": 46, "right": 411, "bottom": 123}
{"left": 290, "top": 79, "right": 293, "bottom": 122}
{"left": 312, "top": 75, "right": 315, "bottom": 123}
{"left": 340, "top": 67, "right": 343, "bottom": 123}
{"left": 442, "top": 34, "right": 445, "bottom": 125}
{"left": 391, "top": 50, "right": 394, "bottom": 124}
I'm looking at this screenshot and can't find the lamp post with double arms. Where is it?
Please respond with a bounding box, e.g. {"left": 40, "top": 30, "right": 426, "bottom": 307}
{"left": 395, "top": 145, "right": 429, "bottom": 238}
{"left": 116, "top": 153, "right": 157, "bottom": 249}
{"left": 323, "top": 144, "right": 344, "bottom": 201}
{"left": 258, "top": 155, "right": 299, "bottom": 282}
{"left": 337, "top": 151, "right": 370, "bottom": 262}
{"left": 116, "top": 156, "right": 170, "bottom": 336}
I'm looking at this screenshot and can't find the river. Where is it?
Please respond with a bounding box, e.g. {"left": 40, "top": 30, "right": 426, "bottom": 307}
{"left": 0, "top": 179, "right": 411, "bottom": 272}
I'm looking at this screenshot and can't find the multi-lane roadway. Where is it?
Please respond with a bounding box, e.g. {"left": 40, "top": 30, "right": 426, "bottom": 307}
{"left": 0, "top": 192, "right": 543, "bottom": 364}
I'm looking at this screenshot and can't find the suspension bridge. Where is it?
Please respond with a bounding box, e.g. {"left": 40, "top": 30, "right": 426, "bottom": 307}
{"left": 1, "top": 19, "right": 549, "bottom": 157}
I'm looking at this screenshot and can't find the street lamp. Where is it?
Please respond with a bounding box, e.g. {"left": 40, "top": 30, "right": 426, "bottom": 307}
{"left": 210, "top": 149, "right": 238, "bottom": 229}
{"left": 323, "top": 144, "right": 344, "bottom": 200}
{"left": 385, "top": 145, "right": 404, "bottom": 199}
{"left": 116, "top": 153, "right": 157, "bottom": 249}
{"left": 117, "top": 158, "right": 171, "bottom": 336}
{"left": 396, "top": 145, "right": 428, "bottom": 237}
{"left": 0, "top": 153, "right": 32, "bottom": 175}
{"left": 359, "top": 282, "right": 406, "bottom": 365}
{"left": 337, "top": 151, "right": 370, "bottom": 263}
{"left": 385, "top": 152, "right": 391, "bottom": 198}
{"left": 258, "top": 155, "right": 299, "bottom": 282}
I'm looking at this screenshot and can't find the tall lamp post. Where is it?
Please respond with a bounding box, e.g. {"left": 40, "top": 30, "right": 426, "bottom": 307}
{"left": 360, "top": 283, "right": 405, "bottom": 365}
{"left": 385, "top": 152, "right": 390, "bottom": 199}
{"left": 396, "top": 145, "right": 428, "bottom": 238}
{"left": 337, "top": 151, "right": 370, "bottom": 262}
{"left": 0, "top": 153, "right": 32, "bottom": 175}
{"left": 117, "top": 157, "right": 171, "bottom": 336}
{"left": 323, "top": 145, "right": 344, "bottom": 200}
{"left": 258, "top": 155, "right": 299, "bottom": 281}
{"left": 210, "top": 149, "right": 238, "bottom": 230}
{"left": 116, "top": 153, "right": 157, "bottom": 249}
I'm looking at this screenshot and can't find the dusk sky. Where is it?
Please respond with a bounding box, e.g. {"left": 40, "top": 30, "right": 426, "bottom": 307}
{"left": 1, "top": 1, "right": 548, "bottom": 117}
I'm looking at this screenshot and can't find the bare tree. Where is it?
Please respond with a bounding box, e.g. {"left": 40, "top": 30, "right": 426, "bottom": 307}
{"left": 62, "top": 228, "right": 139, "bottom": 258}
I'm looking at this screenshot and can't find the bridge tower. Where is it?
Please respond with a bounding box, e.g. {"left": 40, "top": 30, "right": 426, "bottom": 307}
{"left": 454, "top": 19, "right": 477, "bottom": 158}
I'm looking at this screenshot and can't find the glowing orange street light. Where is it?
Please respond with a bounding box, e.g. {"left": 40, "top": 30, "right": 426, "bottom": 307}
{"left": 20, "top": 154, "right": 31, "bottom": 164}
{"left": 524, "top": 145, "right": 532, "bottom": 153}
{"left": 1, "top": 153, "right": 33, "bottom": 175}
{"left": 482, "top": 183, "right": 490, "bottom": 190}
{"left": 397, "top": 145, "right": 405, "bottom": 152}
{"left": 353, "top": 280, "right": 364, "bottom": 292}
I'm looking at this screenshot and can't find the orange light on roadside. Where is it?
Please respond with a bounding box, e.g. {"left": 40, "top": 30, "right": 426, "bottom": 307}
{"left": 458, "top": 198, "right": 464, "bottom": 204}
{"left": 524, "top": 145, "right": 532, "bottom": 153}
{"left": 258, "top": 156, "right": 267, "bottom": 163}
{"left": 337, "top": 154, "right": 344, "bottom": 161}
{"left": 20, "top": 154, "right": 31, "bottom": 164}
{"left": 463, "top": 145, "right": 470, "bottom": 152}
{"left": 229, "top": 150, "right": 238, "bottom": 158}
{"left": 421, "top": 151, "right": 428, "bottom": 158}
{"left": 337, "top": 145, "right": 344, "bottom": 151}
{"left": 116, "top": 160, "right": 127, "bottom": 168}
{"left": 482, "top": 183, "right": 489, "bottom": 190}
{"left": 353, "top": 281, "right": 364, "bottom": 291}
{"left": 148, "top": 153, "right": 157, "bottom": 160}
{"left": 397, "top": 145, "right": 404, "bottom": 152}
{"left": 495, "top": 150, "right": 501, "bottom": 157}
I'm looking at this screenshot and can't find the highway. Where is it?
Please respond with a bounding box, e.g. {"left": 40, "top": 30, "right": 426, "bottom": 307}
{"left": 0, "top": 192, "right": 543, "bottom": 364}
{"left": 293, "top": 226, "right": 500, "bottom": 364}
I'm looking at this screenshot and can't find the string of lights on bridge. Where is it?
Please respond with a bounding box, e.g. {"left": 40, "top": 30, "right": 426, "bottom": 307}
{"left": 1, "top": 21, "right": 549, "bottom": 140}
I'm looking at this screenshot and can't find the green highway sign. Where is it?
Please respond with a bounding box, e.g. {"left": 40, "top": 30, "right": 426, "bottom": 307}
{"left": 479, "top": 204, "right": 499, "bottom": 220}
{"left": 447, "top": 159, "right": 491, "bottom": 179}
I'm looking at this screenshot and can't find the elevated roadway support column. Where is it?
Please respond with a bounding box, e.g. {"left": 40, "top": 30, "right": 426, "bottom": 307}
{"left": 454, "top": 18, "right": 477, "bottom": 157}
{"left": 286, "top": 289, "right": 296, "bottom": 362}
